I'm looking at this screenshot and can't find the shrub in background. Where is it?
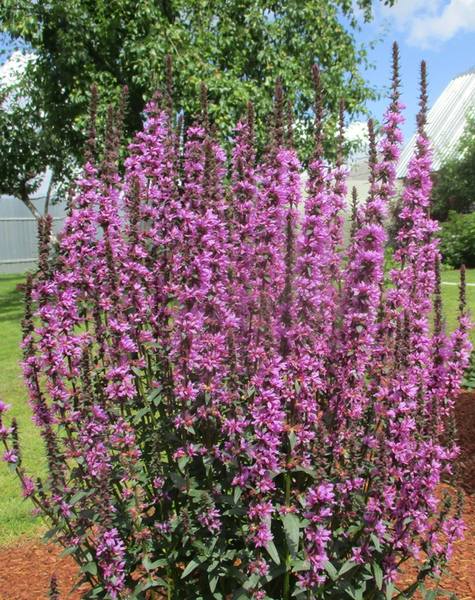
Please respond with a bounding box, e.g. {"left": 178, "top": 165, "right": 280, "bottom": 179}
{"left": 439, "top": 210, "right": 475, "bottom": 268}
{"left": 0, "top": 45, "right": 471, "bottom": 599}
{"left": 431, "top": 114, "right": 475, "bottom": 222}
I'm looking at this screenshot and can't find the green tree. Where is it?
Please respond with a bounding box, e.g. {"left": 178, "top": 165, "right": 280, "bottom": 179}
{"left": 0, "top": 52, "right": 63, "bottom": 222}
{"left": 432, "top": 113, "right": 475, "bottom": 221}
{"left": 0, "top": 0, "right": 394, "bottom": 210}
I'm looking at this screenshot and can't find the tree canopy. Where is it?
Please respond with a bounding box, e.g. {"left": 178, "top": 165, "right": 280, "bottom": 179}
{"left": 0, "top": 0, "right": 394, "bottom": 213}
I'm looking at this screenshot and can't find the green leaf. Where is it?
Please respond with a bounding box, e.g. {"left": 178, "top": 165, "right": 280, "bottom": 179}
{"left": 133, "top": 406, "right": 151, "bottom": 423}
{"left": 385, "top": 582, "right": 395, "bottom": 600}
{"left": 282, "top": 513, "right": 300, "bottom": 557}
{"left": 178, "top": 455, "right": 191, "bottom": 471}
{"left": 338, "top": 560, "right": 356, "bottom": 577}
{"left": 288, "top": 430, "right": 297, "bottom": 451}
{"left": 324, "top": 560, "right": 338, "bottom": 581}
{"left": 373, "top": 563, "right": 383, "bottom": 590}
{"left": 81, "top": 561, "right": 98, "bottom": 576}
{"left": 43, "top": 526, "right": 60, "bottom": 541}
{"left": 142, "top": 556, "right": 166, "bottom": 571}
{"left": 208, "top": 560, "right": 219, "bottom": 573}
{"left": 133, "top": 578, "right": 166, "bottom": 595}
{"left": 233, "top": 590, "right": 250, "bottom": 600}
{"left": 170, "top": 472, "right": 186, "bottom": 489}
{"left": 147, "top": 388, "right": 163, "bottom": 404}
{"left": 291, "top": 558, "right": 310, "bottom": 573}
{"left": 59, "top": 545, "right": 78, "bottom": 558}
{"left": 347, "top": 586, "right": 365, "bottom": 600}
{"left": 69, "top": 489, "right": 93, "bottom": 506}
{"left": 371, "top": 533, "right": 382, "bottom": 552}
{"left": 265, "top": 540, "right": 281, "bottom": 565}
{"left": 209, "top": 574, "right": 219, "bottom": 593}
{"left": 233, "top": 486, "right": 242, "bottom": 504}
{"left": 181, "top": 558, "right": 203, "bottom": 579}
{"left": 292, "top": 466, "right": 318, "bottom": 479}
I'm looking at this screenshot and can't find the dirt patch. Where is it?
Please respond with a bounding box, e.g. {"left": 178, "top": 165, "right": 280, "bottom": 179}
{"left": 0, "top": 540, "right": 87, "bottom": 599}
{"left": 455, "top": 391, "right": 475, "bottom": 493}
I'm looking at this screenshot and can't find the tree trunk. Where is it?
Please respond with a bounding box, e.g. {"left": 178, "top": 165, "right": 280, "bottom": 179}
{"left": 18, "top": 185, "right": 58, "bottom": 244}
{"left": 44, "top": 172, "right": 55, "bottom": 216}
{"left": 19, "top": 187, "right": 43, "bottom": 222}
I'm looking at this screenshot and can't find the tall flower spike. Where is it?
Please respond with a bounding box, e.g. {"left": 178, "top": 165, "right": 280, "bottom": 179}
{"left": 272, "top": 77, "right": 285, "bottom": 149}
{"left": 85, "top": 84, "right": 98, "bottom": 164}
{"left": 336, "top": 99, "right": 345, "bottom": 167}
{"left": 434, "top": 257, "right": 443, "bottom": 336}
{"left": 367, "top": 118, "right": 378, "bottom": 205}
{"left": 37, "top": 214, "right": 53, "bottom": 277}
{"left": 165, "top": 53, "right": 174, "bottom": 117}
{"left": 229, "top": 101, "right": 259, "bottom": 371}
{"left": 311, "top": 64, "right": 324, "bottom": 159}
{"left": 391, "top": 42, "right": 401, "bottom": 111}
{"left": 459, "top": 263, "right": 466, "bottom": 316}
{"left": 49, "top": 575, "right": 60, "bottom": 600}
{"left": 350, "top": 186, "right": 358, "bottom": 238}
{"left": 326, "top": 99, "right": 347, "bottom": 276}
{"left": 200, "top": 82, "right": 209, "bottom": 130}
{"left": 417, "top": 60, "right": 428, "bottom": 134}
{"left": 286, "top": 99, "right": 294, "bottom": 148}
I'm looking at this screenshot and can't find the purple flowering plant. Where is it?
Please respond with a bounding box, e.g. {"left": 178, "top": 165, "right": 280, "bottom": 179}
{"left": 1, "top": 45, "right": 471, "bottom": 599}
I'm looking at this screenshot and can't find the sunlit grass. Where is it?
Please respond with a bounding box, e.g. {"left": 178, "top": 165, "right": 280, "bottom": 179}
{"left": 440, "top": 267, "right": 475, "bottom": 343}
{"left": 0, "top": 274, "right": 46, "bottom": 545}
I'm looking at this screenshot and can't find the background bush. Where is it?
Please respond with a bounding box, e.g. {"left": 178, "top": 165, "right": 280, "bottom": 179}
{"left": 439, "top": 211, "right": 475, "bottom": 268}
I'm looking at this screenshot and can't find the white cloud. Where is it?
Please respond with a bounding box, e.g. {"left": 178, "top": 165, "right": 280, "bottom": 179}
{"left": 410, "top": 0, "right": 475, "bottom": 46}
{"left": 382, "top": 0, "right": 475, "bottom": 48}
{"left": 382, "top": 0, "right": 441, "bottom": 28}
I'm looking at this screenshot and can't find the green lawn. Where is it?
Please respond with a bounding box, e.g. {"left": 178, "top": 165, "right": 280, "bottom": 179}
{"left": 0, "top": 269, "right": 473, "bottom": 546}
{"left": 440, "top": 267, "right": 475, "bottom": 340}
{"left": 0, "top": 274, "right": 46, "bottom": 545}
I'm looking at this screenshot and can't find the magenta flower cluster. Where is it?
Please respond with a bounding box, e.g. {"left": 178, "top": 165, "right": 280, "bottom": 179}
{"left": 1, "top": 47, "right": 470, "bottom": 599}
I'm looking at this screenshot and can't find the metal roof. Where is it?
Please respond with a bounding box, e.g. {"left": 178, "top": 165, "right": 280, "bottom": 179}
{"left": 396, "top": 70, "right": 475, "bottom": 178}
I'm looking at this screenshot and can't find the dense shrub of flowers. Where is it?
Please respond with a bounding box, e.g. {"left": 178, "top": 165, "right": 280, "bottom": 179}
{"left": 1, "top": 45, "right": 471, "bottom": 599}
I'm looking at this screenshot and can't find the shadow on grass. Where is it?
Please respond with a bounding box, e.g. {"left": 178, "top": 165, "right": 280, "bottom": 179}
{"left": 0, "top": 277, "right": 25, "bottom": 324}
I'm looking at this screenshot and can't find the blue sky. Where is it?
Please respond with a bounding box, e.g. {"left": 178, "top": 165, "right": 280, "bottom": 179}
{"left": 358, "top": 0, "right": 475, "bottom": 140}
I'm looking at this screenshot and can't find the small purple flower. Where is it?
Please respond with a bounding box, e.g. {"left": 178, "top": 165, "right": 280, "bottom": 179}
{"left": 22, "top": 476, "right": 35, "bottom": 498}
{"left": 3, "top": 449, "right": 17, "bottom": 464}
{"left": 0, "top": 400, "right": 11, "bottom": 414}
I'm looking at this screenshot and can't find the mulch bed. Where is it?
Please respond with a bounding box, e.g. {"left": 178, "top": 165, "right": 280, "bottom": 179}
{"left": 1, "top": 393, "right": 474, "bottom": 600}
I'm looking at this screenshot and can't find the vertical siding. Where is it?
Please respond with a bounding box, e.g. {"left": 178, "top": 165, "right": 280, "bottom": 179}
{"left": 397, "top": 71, "right": 475, "bottom": 178}
{"left": 0, "top": 195, "right": 67, "bottom": 274}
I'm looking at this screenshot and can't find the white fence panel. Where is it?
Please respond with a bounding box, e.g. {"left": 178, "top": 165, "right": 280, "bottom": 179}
{"left": 0, "top": 195, "right": 67, "bottom": 274}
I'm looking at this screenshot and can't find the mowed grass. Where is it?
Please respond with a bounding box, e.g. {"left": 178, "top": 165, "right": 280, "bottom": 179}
{"left": 440, "top": 267, "right": 475, "bottom": 342}
{"left": 0, "top": 269, "right": 474, "bottom": 546}
{"left": 0, "top": 274, "right": 46, "bottom": 545}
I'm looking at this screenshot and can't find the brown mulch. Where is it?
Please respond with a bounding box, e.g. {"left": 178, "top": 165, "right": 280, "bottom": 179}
{"left": 0, "top": 393, "right": 474, "bottom": 600}
{"left": 0, "top": 541, "right": 88, "bottom": 599}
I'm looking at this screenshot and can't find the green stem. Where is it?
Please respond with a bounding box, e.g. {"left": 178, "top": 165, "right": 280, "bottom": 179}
{"left": 283, "top": 471, "right": 291, "bottom": 600}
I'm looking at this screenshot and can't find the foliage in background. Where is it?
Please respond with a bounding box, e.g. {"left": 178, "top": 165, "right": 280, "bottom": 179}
{"left": 439, "top": 211, "right": 475, "bottom": 268}
{"left": 1, "top": 48, "right": 471, "bottom": 600}
{"left": 0, "top": 0, "right": 394, "bottom": 190}
{"left": 0, "top": 53, "right": 54, "bottom": 221}
{"left": 432, "top": 113, "right": 475, "bottom": 221}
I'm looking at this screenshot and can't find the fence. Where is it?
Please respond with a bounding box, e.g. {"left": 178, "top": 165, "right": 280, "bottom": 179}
{"left": 0, "top": 195, "right": 66, "bottom": 274}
